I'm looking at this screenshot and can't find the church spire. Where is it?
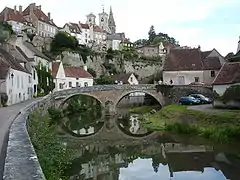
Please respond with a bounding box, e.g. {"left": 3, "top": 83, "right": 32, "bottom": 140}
{"left": 108, "top": 6, "right": 116, "bottom": 34}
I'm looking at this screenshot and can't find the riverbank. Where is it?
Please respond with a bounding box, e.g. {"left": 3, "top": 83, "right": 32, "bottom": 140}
{"left": 28, "top": 109, "right": 73, "bottom": 180}
{"left": 128, "top": 105, "right": 160, "bottom": 114}
{"left": 143, "top": 105, "right": 240, "bottom": 143}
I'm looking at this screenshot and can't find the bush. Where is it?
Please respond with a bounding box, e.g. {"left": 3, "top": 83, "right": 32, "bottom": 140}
{"left": 222, "top": 85, "right": 240, "bottom": 103}
{"left": 95, "top": 75, "right": 115, "bottom": 85}
{"left": 0, "top": 93, "right": 8, "bottom": 107}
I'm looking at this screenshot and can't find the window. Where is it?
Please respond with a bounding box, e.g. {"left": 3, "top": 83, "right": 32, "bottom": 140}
{"left": 33, "top": 70, "right": 36, "bottom": 80}
{"left": 177, "top": 76, "right": 185, "bottom": 85}
{"left": 69, "top": 82, "right": 72, "bottom": 88}
{"left": 76, "top": 82, "right": 79, "bottom": 87}
{"left": 59, "top": 83, "right": 63, "bottom": 89}
{"left": 194, "top": 77, "right": 199, "bottom": 82}
{"left": 130, "top": 77, "right": 133, "bottom": 82}
{"left": 211, "top": 71, "right": 215, "bottom": 77}
{"left": 76, "top": 78, "right": 79, "bottom": 80}
{"left": 84, "top": 82, "right": 88, "bottom": 87}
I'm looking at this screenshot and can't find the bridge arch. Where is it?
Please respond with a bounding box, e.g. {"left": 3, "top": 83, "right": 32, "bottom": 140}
{"left": 59, "top": 93, "right": 105, "bottom": 109}
{"left": 114, "top": 89, "right": 164, "bottom": 110}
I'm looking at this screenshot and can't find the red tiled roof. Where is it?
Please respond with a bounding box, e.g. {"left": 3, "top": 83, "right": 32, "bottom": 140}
{"left": 80, "top": 23, "right": 89, "bottom": 29}
{"left": 212, "top": 62, "right": 240, "bottom": 85}
{"left": 51, "top": 61, "right": 60, "bottom": 78}
{"left": 64, "top": 66, "right": 93, "bottom": 78}
{"left": 164, "top": 48, "right": 221, "bottom": 71}
{"left": 67, "top": 22, "right": 81, "bottom": 34}
{"left": 0, "top": 7, "right": 28, "bottom": 23}
{"left": 23, "top": 5, "right": 57, "bottom": 27}
{"left": 94, "top": 25, "right": 104, "bottom": 33}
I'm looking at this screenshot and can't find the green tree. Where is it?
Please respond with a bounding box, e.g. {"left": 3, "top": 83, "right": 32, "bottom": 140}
{"left": 0, "top": 22, "right": 13, "bottom": 43}
{"left": 134, "top": 39, "right": 148, "bottom": 46}
{"left": 148, "top": 25, "right": 156, "bottom": 43}
{"left": 50, "top": 31, "right": 78, "bottom": 56}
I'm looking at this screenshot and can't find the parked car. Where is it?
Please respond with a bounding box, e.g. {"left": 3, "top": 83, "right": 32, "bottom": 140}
{"left": 179, "top": 97, "right": 201, "bottom": 105}
{"left": 189, "top": 94, "right": 212, "bottom": 104}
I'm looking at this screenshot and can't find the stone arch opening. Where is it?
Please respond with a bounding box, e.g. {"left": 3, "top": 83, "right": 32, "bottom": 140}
{"left": 115, "top": 90, "right": 164, "bottom": 109}
{"left": 59, "top": 93, "right": 104, "bottom": 110}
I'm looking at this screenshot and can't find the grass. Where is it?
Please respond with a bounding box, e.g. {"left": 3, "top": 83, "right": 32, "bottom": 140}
{"left": 28, "top": 109, "right": 73, "bottom": 180}
{"left": 143, "top": 105, "right": 240, "bottom": 143}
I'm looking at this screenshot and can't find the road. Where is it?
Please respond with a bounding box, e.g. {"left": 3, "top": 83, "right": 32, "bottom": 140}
{"left": 0, "top": 99, "right": 37, "bottom": 180}
{"left": 188, "top": 104, "right": 240, "bottom": 114}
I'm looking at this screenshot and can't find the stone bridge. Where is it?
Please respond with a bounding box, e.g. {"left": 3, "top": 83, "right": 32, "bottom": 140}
{"left": 51, "top": 84, "right": 163, "bottom": 115}
{"left": 51, "top": 84, "right": 213, "bottom": 115}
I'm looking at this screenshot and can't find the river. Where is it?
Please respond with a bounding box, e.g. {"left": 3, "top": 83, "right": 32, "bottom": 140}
{"left": 59, "top": 94, "right": 240, "bottom": 180}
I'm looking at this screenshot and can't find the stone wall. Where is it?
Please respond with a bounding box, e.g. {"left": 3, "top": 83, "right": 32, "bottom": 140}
{"left": 124, "top": 60, "right": 162, "bottom": 79}
{"left": 156, "top": 85, "right": 213, "bottom": 105}
{"left": 3, "top": 96, "right": 51, "bottom": 180}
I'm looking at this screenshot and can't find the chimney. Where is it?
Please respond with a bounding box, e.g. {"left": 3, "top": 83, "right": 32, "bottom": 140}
{"left": 83, "top": 65, "right": 88, "bottom": 71}
{"left": 48, "top": 12, "right": 51, "bottom": 19}
{"left": 198, "top": 45, "right": 201, "bottom": 50}
{"left": 14, "top": 5, "right": 17, "bottom": 13}
{"left": 19, "top": 5, "right": 22, "bottom": 14}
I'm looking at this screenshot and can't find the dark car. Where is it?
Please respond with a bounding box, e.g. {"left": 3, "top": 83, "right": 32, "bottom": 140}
{"left": 179, "top": 97, "right": 201, "bottom": 105}
{"left": 189, "top": 94, "right": 212, "bottom": 104}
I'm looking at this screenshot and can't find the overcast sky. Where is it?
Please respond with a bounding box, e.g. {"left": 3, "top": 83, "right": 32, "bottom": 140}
{"left": 1, "top": 0, "right": 240, "bottom": 55}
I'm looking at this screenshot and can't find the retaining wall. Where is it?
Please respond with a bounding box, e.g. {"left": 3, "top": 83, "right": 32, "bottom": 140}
{"left": 3, "top": 96, "right": 50, "bottom": 180}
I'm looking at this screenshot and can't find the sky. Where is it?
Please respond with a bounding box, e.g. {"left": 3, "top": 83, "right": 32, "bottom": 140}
{"left": 1, "top": 0, "right": 240, "bottom": 55}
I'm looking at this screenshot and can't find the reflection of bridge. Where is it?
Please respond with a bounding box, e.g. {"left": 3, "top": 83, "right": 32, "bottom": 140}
{"left": 52, "top": 84, "right": 164, "bottom": 115}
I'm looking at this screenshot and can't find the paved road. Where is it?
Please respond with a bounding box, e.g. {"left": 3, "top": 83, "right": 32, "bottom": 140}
{"left": 0, "top": 99, "right": 37, "bottom": 180}
{"left": 188, "top": 104, "right": 240, "bottom": 114}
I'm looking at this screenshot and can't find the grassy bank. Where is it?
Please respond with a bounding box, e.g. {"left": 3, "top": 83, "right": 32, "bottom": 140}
{"left": 143, "top": 105, "right": 240, "bottom": 143}
{"left": 28, "top": 109, "right": 73, "bottom": 180}
{"left": 129, "top": 105, "right": 160, "bottom": 114}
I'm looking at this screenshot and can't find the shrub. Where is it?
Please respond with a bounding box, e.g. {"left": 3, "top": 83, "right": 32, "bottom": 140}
{"left": 0, "top": 93, "right": 8, "bottom": 107}
{"left": 222, "top": 85, "right": 240, "bottom": 103}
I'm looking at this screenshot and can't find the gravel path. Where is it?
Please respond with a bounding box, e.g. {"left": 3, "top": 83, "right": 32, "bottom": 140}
{"left": 188, "top": 104, "right": 240, "bottom": 114}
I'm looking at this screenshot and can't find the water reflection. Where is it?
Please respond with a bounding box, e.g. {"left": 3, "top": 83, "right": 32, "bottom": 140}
{"left": 61, "top": 95, "right": 104, "bottom": 137}
{"left": 65, "top": 141, "right": 240, "bottom": 180}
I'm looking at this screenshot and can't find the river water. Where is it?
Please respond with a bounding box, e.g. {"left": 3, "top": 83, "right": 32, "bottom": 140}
{"left": 60, "top": 94, "right": 240, "bottom": 180}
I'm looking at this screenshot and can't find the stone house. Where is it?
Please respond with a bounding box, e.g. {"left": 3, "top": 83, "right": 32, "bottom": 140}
{"left": 212, "top": 62, "right": 240, "bottom": 96}
{"left": 60, "top": 22, "right": 83, "bottom": 44}
{"left": 111, "top": 73, "right": 139, "bottom": 85}
{"left": 212, "top": 62, "right": 240, "bottom": 108}
{"left": 163, "top": 48, "right": 224, "bottom": 85}
{"left": 106, "top": 33, "right": 125, "bottom": 50}
{"left": 13, "top": 37, "right": 51, "bottom": 95}
{"left": 136, "top": 42, "right": 165, "bottom": 57}
{"left": 120, "top": 39, "right": 134, "bottom": 50}
{"left": 0, "top": 6, "right": 35, "bottom": 35}
{"left": 0, "top": 48, "right": 32, "bottom": 105}
{"left": 52, "top": 61, "right": 93, "bottom": 91}
{"left": 22, "top": 3, "right": 58, "bottom": 38}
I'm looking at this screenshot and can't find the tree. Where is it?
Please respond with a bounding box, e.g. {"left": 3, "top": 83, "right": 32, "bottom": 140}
{"left": 0, "top": 22, "right": 13, "bottom": 43}
{"left": 134, "top": 39, "right": 148, "bottom": 46}
{"left": 148, "top": 25, "right": 156, "bottom": 43}
{"left": 50, "top": 32, "right": 78, "bottom": 56}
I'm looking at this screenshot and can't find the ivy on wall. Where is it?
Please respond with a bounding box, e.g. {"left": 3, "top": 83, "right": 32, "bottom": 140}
{"left": 36, "top": 63, "right": 55, "bottom": 96}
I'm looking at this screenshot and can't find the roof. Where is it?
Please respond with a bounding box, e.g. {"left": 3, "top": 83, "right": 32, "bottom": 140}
{"left": 93, "top": 25, "right": 104, "bottom": 33}
{"left": 0, "top": 7, "right": 28, "bottom": 23}
{"left": 164, "top": 48, "right": 221, "bottom": 71}
{"left": 22, "top": 4, "right": 57, "bottom": 27}
{"left": 51, "top": 61, "right": 60, "bottom": 78}
{"left": 212, "top": 62, "right": 240, "bottom": 85}
{"left": 64, "top": 66, "right": 93, "bottom": 78}
{"left": 66, "top": 22, "right": 81, "bottom": 34}
{"left": 23, "top": 41, "right": 51, "bottom": 61}
{"left": 106, "top": 33, "right": 122, "bottom": 40}
{"left": 202, "top": 57, "right": 221, "bottom": 70}
{"left": 80, "top": 23, "right": 89, "bottom": 29}
{"left": 0, "top": 48, "right": 29, "bottom": 75}
{"left": 111, "top": 73, "right": 134, "bottom": 84}
{"left": 15, "top": 46, "right": 34, "bottom": 62}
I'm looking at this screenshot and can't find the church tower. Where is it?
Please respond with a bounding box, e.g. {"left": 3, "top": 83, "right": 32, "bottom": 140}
{"left": 86, "top": 12, "right": 96, "bottom": 26}
{"left": 108, "top": 6, "right": 116, "bottom": 34}
{"left": 99, "top": 6, "right": 109, "bottom": 32}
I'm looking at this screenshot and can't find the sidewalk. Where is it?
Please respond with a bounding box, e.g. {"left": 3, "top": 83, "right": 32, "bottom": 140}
{"left": 0, "top": 99, "right": 37, "bottom": 180}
